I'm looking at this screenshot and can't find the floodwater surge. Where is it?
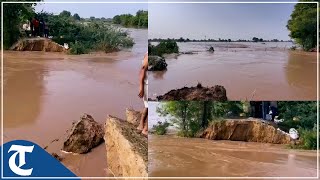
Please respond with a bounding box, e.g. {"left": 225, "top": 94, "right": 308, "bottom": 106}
{"left": 3, "top": 29, "right": 147, "bottom": 176}
{"left": 149, "top": 42, "right": 317, "bottom": 100}
{"left": 149, "top": 135, "right": 317, "bottom": 177}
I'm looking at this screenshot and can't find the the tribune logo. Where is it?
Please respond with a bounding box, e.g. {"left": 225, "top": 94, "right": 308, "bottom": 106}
{"left": 2, "top": 140, "right": 77, "bottom": 178}
{"left": 8, "top": 144, "right": 34, "bottom": 176}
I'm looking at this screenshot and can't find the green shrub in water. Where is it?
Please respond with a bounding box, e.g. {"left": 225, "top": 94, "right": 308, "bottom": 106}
{"left": 69, "top": 41, "right": 89, "bottom": 55}
{"left": 152, "top": 121, "right": 170, "bottom": 135}
{"left": 148, "top": 40, "right": 179, "bottom": 56}
{"left": 299, "top": 127, "right": 317, "bottom": 150}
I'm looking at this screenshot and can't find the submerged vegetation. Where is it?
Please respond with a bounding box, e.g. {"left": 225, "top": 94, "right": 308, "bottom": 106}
{"left": 3, "top": 3, "right": 144, "bottom": 54}
{"left": 152, "top": 121, "right": 170, "bottom": 135}
{"left": 148, "top": 40, "right": 179, "bottom": 57}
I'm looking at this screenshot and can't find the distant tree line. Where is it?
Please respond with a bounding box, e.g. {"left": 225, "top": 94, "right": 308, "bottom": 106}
{"left": 149, "top": 37, "right": 291, "bottom": 43}
{"left": 113, "top": 10, "right": 148, "bottom": 28}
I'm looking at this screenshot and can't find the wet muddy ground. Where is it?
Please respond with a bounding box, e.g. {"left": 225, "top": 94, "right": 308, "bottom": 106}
{"left": 2, "top": 29, "right": 147, "bottom": 176}
{"left": 149, "top": 135, "right": 318, "bottom": 178}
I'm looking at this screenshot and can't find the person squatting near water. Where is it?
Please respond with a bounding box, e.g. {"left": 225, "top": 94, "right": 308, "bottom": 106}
{"left": 137, "top": 52, "right": 148, "bottom": 136}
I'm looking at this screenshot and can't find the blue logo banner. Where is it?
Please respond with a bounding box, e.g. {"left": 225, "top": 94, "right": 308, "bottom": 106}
{"left": 1, "top": 140, "right": 79, "bottom": 179}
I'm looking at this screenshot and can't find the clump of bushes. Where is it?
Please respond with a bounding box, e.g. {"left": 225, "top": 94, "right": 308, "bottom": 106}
{"left": 299, "top": 127, "right": 317, "bottom": 150}
{"left": 39, "top": 11, "right": 134, "bottom": 55}
{"left": 152, "top": 121, "right": 170, "bottom": 135}
{"left": 276, "top": 102, "right": 317, "bottom": 150}
{"left": 92, "top": 25, "right": 135, "bottom": 53}
{"left": 288, "top": 126, "right": 317, "bottom": 150}
{"left": 148, "top": 40, "right": 179, "bottom": 56}
{"left": 277, "top": 102, "right": 316, "bottom": 132}
{"left": 69, "top": 41, "right": 89, "bottom": 55}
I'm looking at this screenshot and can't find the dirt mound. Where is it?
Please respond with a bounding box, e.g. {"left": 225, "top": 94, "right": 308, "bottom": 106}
{"left": 10, "top": 38, "right": 66, "bottom": 52}
{"left": 198, "top": 119, "right": 291, "bottom": 144}
{"left": 157, "top": 83, "right": 227, "bottom": 101}
{"left": 63, "top": 114, "right": 104, "bottom": 154}
{"left": 105, "top": 114, "right": 147, "bottom": 178}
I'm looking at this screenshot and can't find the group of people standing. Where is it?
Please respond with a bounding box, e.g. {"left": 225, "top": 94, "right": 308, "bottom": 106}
{"left": 24, "top": 17, "right": 49, "bottom": 38}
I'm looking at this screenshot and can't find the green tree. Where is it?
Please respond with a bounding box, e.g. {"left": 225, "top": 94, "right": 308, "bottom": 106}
{"left": 287, "top": 0, "right": 317, "bottom": 51}
{"left": 59, "top": 10, "right": 71, "bottom": 17}
{"left": 73, "top": 13, "right": 80, "bottom": 21}
{"left": 277, "top": 101, "right": 317, "bottom": 131}
{"left": 252, "top": 37, "right": 259, "bottom": 42}
{"left": 2, "top": 1, "right": 39, "bottom": 49}
{"left": 157, "top": 101, "right": 244, "bottom": 137}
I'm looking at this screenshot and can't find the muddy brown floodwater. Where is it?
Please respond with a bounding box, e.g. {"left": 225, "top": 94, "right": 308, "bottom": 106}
{"left": 149, "top": 42, "right": 317, "bottom": 100}
{"left": 149, "top": 135, "right": 318, "bottom": 178}
{"left": 2, "top": 29, "right": 147, "bottom": 177}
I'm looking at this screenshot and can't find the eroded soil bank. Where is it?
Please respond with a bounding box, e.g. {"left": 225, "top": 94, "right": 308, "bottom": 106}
{"left": 105, "top": 114, "right": 148, "bottom": 178}
{"left": 148, "top": 135, "right": 317, "bottom": 177}
{"left": 199, "top": 119, "right": 290, "bottom": 144}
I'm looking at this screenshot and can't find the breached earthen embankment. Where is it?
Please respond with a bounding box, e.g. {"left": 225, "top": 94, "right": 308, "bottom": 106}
{"left": 198, "top": 119, "right": 291, "bottom": 144}
{"left": 105, "top": 109, "right": 148, "bottom": 178}
{"left": 10, "top": 38, "right": 66, "bottom": 52}
{"left": 157, "top": 83, "right": 227, "bottom": 101}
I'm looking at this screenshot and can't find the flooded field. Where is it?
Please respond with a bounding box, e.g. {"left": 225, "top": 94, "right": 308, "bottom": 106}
{"left": 2, "top": 29, "right": 147, "bottom": 176}
{"left": 149, "top": 135, "right": 318, "bottom": 177}
{"left": 149, "top": 42, "right": 317, "bottom": 100}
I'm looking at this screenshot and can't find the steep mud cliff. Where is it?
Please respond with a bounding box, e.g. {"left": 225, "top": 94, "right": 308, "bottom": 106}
{"left": 105, "top": 111, "right": 147, "bottom": 178}
{"left": 10, "top": 38, "right": 66, "bottom": 52}
{"left": 199, "top": 119, "right": 291, "bottom": 144}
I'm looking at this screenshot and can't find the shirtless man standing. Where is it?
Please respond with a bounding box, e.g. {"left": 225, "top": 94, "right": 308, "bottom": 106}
{"left": 137, "top": 52, "right": 148, "bottom": 136}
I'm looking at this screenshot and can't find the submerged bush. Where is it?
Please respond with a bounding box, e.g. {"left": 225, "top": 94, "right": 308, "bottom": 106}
{"left": 69, "top": 41, "right": 89, "bottom": 55}
{"left": 94, "top": 26, "right": 134, "bottom": 53}
{"left": 148, "top": 40, "right": 179, "bottom": 56}
{"left": 298, "top": 128, "right": 317, "bottom": 150}
{"left": 152, "top": 121, "right": 170, "bottom": 135}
